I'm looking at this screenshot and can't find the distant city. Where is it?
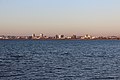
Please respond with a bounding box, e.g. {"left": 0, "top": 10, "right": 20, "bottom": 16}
{"left": 0, "top": 34, "right": 120, "bottom": 40}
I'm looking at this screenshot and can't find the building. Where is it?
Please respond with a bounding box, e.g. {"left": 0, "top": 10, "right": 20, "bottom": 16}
{"left": 32, "top": 34, "right": 36, "bottom": 39}
{"left": 55, "top": 35, "right": 59, "bottom": 39}
{"left": 108, "top": 36, "right": 118, "bottom": 39}
{"left": 71, "top": 35, "right": 77, "bottom": 39}
{"left": 32, "top": 34, "right": 35, "bottom": 38}
{"left": 0, "top": 35, "right": 4, "bottom": 39}
{"left": 58, "top": 35, "right": 64, "bottom": 39}
{"left": 39, "top": 33, "right": 44, "bottom": 38}
{"left": 80, "top": 34, "right": 93, "bottom": 39}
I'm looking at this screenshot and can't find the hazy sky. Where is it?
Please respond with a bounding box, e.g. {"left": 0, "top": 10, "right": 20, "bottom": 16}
{"left": 0, "top": 0, "right": 120, "bottom": 36}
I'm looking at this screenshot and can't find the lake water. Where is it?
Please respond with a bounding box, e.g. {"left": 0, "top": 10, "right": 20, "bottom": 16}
{"left": 0, "top": 40, "right": 120, "bottom": 80}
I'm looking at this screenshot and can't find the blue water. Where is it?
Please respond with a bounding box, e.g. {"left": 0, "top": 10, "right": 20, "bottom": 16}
{"left": 0, "top": 40, "right": 120, "bottom": 80}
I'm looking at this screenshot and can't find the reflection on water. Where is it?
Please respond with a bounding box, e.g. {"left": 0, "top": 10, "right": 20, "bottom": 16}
{"left": 0, "top": 40, "right": 120, "bottom": 80}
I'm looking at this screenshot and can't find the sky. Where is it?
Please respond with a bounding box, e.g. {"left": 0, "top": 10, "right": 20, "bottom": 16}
{"left": 0, "top": 0, "right": 120, "bottom": 36}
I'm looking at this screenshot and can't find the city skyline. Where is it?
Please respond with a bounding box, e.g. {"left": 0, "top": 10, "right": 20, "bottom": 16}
{"left": 1, "top": 33, "right": 120, "bottom": 40}
{"left": 0, "top": 0, "right": 120, "bottom": 36}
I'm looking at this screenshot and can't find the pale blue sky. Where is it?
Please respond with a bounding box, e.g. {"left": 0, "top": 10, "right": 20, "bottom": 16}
{"left": 0, "top": 0, "right": 120, "bottom": 36}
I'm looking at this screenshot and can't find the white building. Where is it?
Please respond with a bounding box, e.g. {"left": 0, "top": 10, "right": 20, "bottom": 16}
{"left": 58, "top": 35, "right": 64, "bottom": 39}
{"left": 32, "top": 34, "right": 35, "bottom": 37}
{"left": 40, "top": 33, "right": 44, "bottom": 38}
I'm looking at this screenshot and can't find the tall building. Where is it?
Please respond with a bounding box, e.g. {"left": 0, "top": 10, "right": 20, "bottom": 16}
{"left": 40, "top": 33, "right": 44, "bottom": 38}
{"left": 58, "top": 35, "right": 64, "bottom": 39}
{"left": 84, "top": 34, "right": 92, "bottom": 39}
{"left": 71, "top": 35, "right": 77, "bottom": 39}
{"left": 32, "top": 34, "right": 36, "bottom": 39}
{"left": 55, "top": 35, "right": 59, "bottom": 39}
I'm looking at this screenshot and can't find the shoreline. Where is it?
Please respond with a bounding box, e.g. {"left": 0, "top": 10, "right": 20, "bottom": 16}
{"left": 0, "top": 39, "right": 120, "bottom": 40}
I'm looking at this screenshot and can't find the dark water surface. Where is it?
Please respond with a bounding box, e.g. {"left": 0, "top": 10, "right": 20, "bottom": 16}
{"left": 0, "top": 40, "right": 120, "bottom": 80}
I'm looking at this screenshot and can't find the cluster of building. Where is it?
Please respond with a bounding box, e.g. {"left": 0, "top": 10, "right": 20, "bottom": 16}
{"left": 0, "top": 34, "right": 120, "bottom": 40}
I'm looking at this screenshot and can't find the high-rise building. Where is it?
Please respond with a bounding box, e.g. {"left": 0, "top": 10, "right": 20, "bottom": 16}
{"left": 55, "top": 35, "right": 59, "bottom": 39}
{"left": 71, "top": 35, "right": 77, "bottom": 39}
{"left": 32, "top": 34, "right": 36, "bottom": 39}
{"left": 58, "top": 35, "right": 64, "bottom": 39}
{"left": 40, "top": 33, "right": 44, "bottom": 38}
{"left": 84, "top": 34, "right": 92, "bottom": 39}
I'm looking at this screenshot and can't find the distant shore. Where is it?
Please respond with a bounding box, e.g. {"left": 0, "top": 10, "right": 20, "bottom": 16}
{"left": 0, "top": 34, "right": 120, "bottom": 40}
{"left": 0, "top": 38, "right": 120, "bottom": 40}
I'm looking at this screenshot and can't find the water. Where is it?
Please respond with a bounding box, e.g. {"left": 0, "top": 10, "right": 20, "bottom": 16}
{"left": 0, "top": 40, "right": 120, "bottom": 80}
